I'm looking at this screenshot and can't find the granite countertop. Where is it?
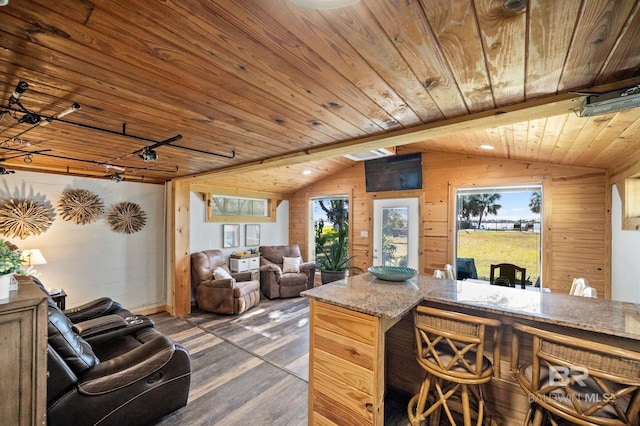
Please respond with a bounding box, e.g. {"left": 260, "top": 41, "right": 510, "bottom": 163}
{"left": 302, "top": 273, "right": 640, "bottom": 341}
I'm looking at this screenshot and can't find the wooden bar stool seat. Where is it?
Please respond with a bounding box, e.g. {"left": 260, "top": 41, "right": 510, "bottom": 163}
{"left": 408, "top": 306, "right": 502, "bottom": 426}
{"left": 511, "top": 323, "right": 640, "bottom": 425}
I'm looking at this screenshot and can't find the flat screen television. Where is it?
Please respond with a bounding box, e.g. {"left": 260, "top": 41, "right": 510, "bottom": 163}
{"left": 364, "top": 152, "right": 423, "bottom": 192}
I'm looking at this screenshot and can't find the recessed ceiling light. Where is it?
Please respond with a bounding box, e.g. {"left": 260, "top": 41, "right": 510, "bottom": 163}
{"left": 479, "top": 144, "right": 495, "bottom": 150}
{"left": 289, "top": 0, "right": 360, "bottom": 9}
{"left": 302, "top": 170, "right": 312, "bottom": 175}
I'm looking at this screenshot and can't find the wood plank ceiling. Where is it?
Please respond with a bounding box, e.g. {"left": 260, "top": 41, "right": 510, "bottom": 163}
{"left": 0, "top": 0, "right": 639, "bottom": 189}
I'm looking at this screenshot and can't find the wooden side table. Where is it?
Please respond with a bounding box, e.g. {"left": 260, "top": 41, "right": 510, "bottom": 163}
{"left": 50, "top": 289, "right": 67, "bottom": 310}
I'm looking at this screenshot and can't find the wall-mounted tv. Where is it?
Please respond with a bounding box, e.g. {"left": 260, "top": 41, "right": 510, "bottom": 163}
{"left": 364, "top": 152, "right": 423, "bottom": 192}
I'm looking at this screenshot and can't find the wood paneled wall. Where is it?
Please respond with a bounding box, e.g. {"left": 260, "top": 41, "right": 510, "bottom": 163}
{"left": 289, "top": 151, "right": 609, "bottom": 297}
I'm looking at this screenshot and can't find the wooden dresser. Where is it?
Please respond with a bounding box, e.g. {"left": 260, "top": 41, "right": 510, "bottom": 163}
{"left": 0, "top": 277, "right": 48, "bottom": 425}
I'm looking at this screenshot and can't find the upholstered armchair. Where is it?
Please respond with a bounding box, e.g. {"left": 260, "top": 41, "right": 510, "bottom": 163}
{"left": 190, "top": 249, "right": 261, "bottom": 314}
{"left": 259, "top": 244, "right": 316, "bottom": 299}
{"left": 30, "top": 276, "right": 129, "bottom": 324}
{"left": 45, "top": 297, "right": 191, "bottom": 426}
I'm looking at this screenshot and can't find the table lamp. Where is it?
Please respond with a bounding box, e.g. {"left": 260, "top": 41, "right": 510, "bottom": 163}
{"left": 20, "top": 248, "right": 47, "bottom": 275}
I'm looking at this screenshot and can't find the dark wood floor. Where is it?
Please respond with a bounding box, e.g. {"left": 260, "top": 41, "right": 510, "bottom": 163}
{"left": 151, "top": 295, "right": 411, "bottom": 425}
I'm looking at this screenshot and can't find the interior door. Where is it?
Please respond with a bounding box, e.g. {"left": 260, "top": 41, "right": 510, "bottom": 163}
{"left": 373, "top": 198, "right": 419, "bottom": 270}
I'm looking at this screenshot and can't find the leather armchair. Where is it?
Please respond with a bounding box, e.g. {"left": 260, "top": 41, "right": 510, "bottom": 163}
{"left": 190, "top": 249, "right": 260, "bottom": 314}
{"left": 29, "top": 276, "right": 129, "bottom": 323}
{"left": 45, "top": 298, "right": 191, "bottom": 426}
{"left": 259, "top": 244, "right": 316, "bottom": 299}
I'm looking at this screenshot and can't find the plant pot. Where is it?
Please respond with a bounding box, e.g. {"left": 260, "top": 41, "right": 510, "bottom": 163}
{"left": 0, "top": 273, "right": 11, "bottom": 300}
{"left": 320, "top": 270, "right": 346, "bottom": 285}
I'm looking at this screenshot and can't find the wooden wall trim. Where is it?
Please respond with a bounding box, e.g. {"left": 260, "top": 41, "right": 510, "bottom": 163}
{"left": 172, "top": 180, "right": 191, "bottom": 316}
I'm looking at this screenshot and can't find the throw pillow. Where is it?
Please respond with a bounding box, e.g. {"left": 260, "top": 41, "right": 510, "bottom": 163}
{"left": 213, "top": 266, "right": 232, "bottom": 280}
{"left": 282, "top": 256, "right": 302, "bottom": 273}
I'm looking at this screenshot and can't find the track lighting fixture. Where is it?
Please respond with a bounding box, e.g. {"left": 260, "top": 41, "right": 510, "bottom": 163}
{"left": 110, "top": 173, "right": 125, "bottom": 182}
{"left": 38, "top": 103, "right": 81, "bottom": 127}
{"left": 103, "top": 164, "right": 126, "bottom": 173}
{"left": 0, "top": 167, "right": 15, "bottom": 174}
{"left": 1, "top": 80, "right": 234, "bottom": 174}
{"left": 8, "top": 81, "right": 28, "bottom": 106}
{"left": 138, "top": 146, "right": 158, "bottom": 162}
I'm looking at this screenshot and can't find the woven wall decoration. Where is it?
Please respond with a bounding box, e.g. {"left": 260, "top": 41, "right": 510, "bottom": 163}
{"left": 58, "top": 189, "right": 104, "bottom": 225}
{"left": 107, "top": 202, "right": 147, "bottom": 234}
{"left": 0, "top": 198, "right": 55, "bottom": 239}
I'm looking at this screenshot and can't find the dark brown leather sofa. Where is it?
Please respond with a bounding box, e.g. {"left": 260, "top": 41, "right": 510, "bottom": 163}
{"left": 190, "top": 249, "right": 260, "bottom": 314}
{"left": 33, "top": 277, "right": 191, "bottom": 426}
{"left": 259, "top": 244, "right": 316, "bottom": 299}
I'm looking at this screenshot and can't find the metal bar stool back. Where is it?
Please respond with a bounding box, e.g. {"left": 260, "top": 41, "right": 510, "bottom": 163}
{"left": 511, "top": 323, "right": 640, "bottom": 425}
{"left": 408, "top": 306, "right": 502, "bottom": 426}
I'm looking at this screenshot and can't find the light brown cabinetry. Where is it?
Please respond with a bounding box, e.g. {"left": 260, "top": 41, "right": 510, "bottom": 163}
{"left": 0, "top": 279, "right": 48, "bottom": 425}
{"left": 308, "top": 300, "right": 388, "bottom": 425}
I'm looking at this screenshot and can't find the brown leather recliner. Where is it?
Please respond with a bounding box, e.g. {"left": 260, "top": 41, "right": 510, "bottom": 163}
{"left": 45, "top": 297, "right": 191, "bottom": 426}
{"left": 259, "top": 244, "right": 316, "bottom": 299}
{"left": 190, "top": 249, "right": 260, "bottom": 314}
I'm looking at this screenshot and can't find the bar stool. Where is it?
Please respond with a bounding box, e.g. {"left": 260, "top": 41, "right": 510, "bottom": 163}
{"left": 408, "top": 305, "right": 502, "bottom": 425}
{"left": 511, "top": 322, "right": 640, "bottom": 425}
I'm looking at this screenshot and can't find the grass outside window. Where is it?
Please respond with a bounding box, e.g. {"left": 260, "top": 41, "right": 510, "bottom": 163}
{"left": 457, "top": 230, "right": 540, "bottom": 283}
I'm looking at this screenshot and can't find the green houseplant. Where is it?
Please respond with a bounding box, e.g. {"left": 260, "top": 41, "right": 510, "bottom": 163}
{"left": 315, "top": 220, "right": 359, "bottom": 284}
{"left": 0, "top": 239, "right": 22, "bottom": 299}
{"left": 0, "top": 239, "right": 22, "bottom": 275}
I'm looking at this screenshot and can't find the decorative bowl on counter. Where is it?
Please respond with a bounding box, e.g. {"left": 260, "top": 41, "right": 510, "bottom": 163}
{"left": 367, "top": 266, "right": 418, "bottom": 282}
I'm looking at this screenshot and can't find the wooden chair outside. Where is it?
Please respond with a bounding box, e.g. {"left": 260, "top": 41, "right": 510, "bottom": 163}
{"left": 511, "top": 323, "right": 640, "bottom": 425}
{"left": 408, "top": 305, "right": 502, "bottom": 426}
{"left": 490, "top": 263, "right": 526, "bottom": 289}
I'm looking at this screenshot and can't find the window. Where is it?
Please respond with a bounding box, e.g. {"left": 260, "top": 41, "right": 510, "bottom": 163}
{"left": 202, "top": 192, "right": 276, "bottom": 222}
{"left": 210, "top": 196, "right": 268, "bottom": 217}
{"left": 455, "top": 185, "right": 542, "bottom": 287}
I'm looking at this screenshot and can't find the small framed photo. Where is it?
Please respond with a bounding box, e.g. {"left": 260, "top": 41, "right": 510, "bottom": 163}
{"left": 245, "top": 224, "right": 260, "bottom": 246}
{"left": 223, "top": 224, "right": 240, "bottom": 248}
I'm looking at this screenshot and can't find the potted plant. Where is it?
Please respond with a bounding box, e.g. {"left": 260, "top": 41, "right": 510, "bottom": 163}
{"left": 315, "top": 222, "right": 360, "bottom": 284}
{"left": 0, "top": 239, "right": 22, "bottom": 299}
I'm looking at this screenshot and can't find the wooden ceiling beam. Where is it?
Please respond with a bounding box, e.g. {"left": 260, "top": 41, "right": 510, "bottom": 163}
{"left": 175, "top": 92, "right": 577, "bottom": 184}
{"left": 177, "top": 77, "right": 640, "bottom": 185}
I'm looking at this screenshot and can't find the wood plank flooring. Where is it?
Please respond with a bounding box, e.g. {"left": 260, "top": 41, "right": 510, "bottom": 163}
{"left": 151, "top": 295, "right": 411, "bottom": 426}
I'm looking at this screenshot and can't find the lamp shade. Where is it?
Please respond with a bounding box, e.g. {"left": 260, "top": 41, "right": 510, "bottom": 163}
{"left": 289, "top": 0, "right": 360, "bottom": 9}
{"left": 21, "top": 249, "right": 47, "bottom": 266}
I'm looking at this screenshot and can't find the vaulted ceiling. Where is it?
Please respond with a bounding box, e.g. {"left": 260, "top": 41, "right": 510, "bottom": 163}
{"left": 1, "top": 0, "right": 639, "bottom": 189}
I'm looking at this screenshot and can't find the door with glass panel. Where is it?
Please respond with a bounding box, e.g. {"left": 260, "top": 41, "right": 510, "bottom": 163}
{"left": 373, "top": 198, "right": 419, "bottom": 270}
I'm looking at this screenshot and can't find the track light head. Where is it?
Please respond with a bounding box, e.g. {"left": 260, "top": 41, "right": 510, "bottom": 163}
{"left": 110, "top": 173, "right": 125, "bottom": 182}
{"left": 138, "top": 147, "right": 158, "bottom": 162}
{"left": 8, "top": 81, "right": 28, "bottom": 106}
{"left": 19, "top": 112, "right": 41, "bottom": 124}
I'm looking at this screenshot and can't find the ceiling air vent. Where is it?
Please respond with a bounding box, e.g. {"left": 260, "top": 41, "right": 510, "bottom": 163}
{"left": 580, "top": 84, "right": 640, "bottom": 117}
{"left": 344, "top": 148, "right": 395, "bottom": 161}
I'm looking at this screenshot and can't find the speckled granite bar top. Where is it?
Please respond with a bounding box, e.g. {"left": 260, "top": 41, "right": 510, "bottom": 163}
{"left": 302, "top": 273, "right": 640, "bottom": 341}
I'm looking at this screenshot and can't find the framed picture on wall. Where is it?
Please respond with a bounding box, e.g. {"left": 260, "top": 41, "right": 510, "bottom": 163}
{"left": 223, "top": 224, "right": 240, "bottom": 248}
{"left": 245, "top": 224, "right": 260, "bottom": 246}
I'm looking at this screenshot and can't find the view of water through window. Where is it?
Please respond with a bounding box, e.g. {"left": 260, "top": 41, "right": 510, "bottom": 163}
{"left": 456, "top": 186, "right": 542, "bottom": 286}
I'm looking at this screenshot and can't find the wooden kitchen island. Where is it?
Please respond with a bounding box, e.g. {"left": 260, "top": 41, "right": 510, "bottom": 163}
{"left": 302, "top": 274, "right": 640, "bottom": 425}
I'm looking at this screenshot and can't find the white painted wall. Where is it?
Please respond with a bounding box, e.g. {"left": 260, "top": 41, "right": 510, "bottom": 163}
{"left": 0, "top": 171, "right": 166, "bottom": 311}
{"left": 611, "top": 184, "right": 640, "bottom": 303}
{"left": 189, "top": 191, "right": 289, "bottom": 255}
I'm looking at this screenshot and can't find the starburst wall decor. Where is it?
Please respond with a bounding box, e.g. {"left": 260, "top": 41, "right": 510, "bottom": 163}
{"left": 107, "top": 201, "right": 147, "bottom": 234}
{"left": 57, "top": 189, "right": 104, "bottom": 225}
{"left": 0, "top": 198, "right": 55, "bottom": 239}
